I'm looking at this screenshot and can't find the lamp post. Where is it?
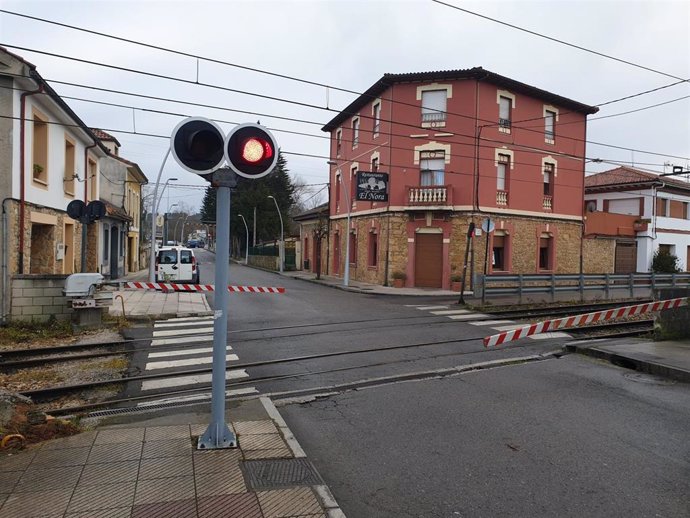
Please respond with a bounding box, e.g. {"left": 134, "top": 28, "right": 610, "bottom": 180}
{"left": 328, "top": 160, "right": 351, "bottom": 287}
{"left": 238, "top": 214, "right": 249, "bottom": 265}
{"left": 165, "top": 202, "right": 178, "bottom": 244}
{"left": 180, "top": 215, "right": 189, "bottom": 245}
{"left": 267, "top": 195, "right": 284, "bottom": 273}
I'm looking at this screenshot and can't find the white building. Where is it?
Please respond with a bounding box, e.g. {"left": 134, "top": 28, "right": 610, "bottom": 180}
{"left": 585, "top": 166, "right": 690, "bottom": 272}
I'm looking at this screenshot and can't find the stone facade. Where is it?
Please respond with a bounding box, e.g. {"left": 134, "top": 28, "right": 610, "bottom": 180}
{"left": 10, "top": 274, "right": 72, "bottom": 322}
{"left": 582, "top": 237, "right": 616, "bottom": 273}
{"left": 5, "top": 200, "right": 84, "bottom": 276}
{"left": 330, "top": 211, "right": 590, "bottom": 288}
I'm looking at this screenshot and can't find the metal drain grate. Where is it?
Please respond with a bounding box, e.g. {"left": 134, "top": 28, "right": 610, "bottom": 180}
{"left": 241, "top": 458, "right": 323, "bottom": 490}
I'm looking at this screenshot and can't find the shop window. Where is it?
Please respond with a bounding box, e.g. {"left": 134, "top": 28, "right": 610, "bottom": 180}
{"left": 349, "top": 231, "right": 357, "bottom": 265}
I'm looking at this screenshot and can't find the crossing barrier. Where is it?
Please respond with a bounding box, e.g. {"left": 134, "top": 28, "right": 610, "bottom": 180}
{"left": 124, "top": 281, "right": 285, "bottom": 294}
{"left": 483, "top": 297, "right": 687, "bottom": 347}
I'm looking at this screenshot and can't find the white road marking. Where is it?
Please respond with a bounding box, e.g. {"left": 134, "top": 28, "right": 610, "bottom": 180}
{"left": 430, "top": 309, "right": 471, "bottom": 315}
{"left": 136, "top": 387, "right": 258, "bottom": 407}
{"left": 151, "top": 336, "right": 213, "bottom": 346}
{"left": 415, "top": 305, "right": 449, "bottom": 310}
{"left": 493, "top": 323, "right": 526, "bottom": 331}
{"left": 447, "top": 313, "right": 488, "bottom": 320}
{"left": 469, "top": 320, "right": 514, "bottom": 326}
{"left": 145, "top": 354, "right": 238, "bottom": 370}
{"left": 529, "top": 332, "right": 571, "bottom": 340}
{"left": 153, "top": 327, "right": 214, "bottom": 337}
{"left": 153, "top": 320, "right": 215, "bottom": 328}
{"left": 148, "top": 346, "right": 233, "bottom": 358}
{"left": 158, "top": 316, "right": 214, "bottom": 323}
{"left": 141, "top": 369, "right": 248, "bottom": 391}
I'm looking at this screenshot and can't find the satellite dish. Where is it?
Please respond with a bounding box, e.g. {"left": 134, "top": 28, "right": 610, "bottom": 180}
{"left": 66, "top": 200, "right": 85, "bottom": 220}
{"left": 87, "top": 200, "right": 106, "bottom": 220}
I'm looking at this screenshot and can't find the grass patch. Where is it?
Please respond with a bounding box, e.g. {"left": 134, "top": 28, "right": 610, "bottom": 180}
{"left": 0, "top": 319, "right": 73, "bottom": 347}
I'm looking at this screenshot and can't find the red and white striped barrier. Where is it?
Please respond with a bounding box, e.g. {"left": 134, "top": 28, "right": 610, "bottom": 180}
{"left": 483, "top": 297, "right": 687, "bottom": 348}
{"left": 124, "top": 281, "right": 285, "bottom": 294}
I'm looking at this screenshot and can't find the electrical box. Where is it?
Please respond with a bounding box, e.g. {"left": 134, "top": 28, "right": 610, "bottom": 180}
{"left": 63, "top": 273, "right": 104, "bottom": 297}
{"left": 56, "top": 242, "right": 65, "bottom": 261}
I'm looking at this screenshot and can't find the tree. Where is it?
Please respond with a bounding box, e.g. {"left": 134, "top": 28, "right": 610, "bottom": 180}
{"left": 651, "top": 249, "right": 681, "bottom": 273}
{"left": 200, "top": 186, "right": 217, "bottom": 224}
{"left": 312, "top": 212, "right": 329, "bottom": 280}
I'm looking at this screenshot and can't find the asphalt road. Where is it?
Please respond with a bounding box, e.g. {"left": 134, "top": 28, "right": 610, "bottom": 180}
{"left": 156, "top": 250, "right": 690, "bottom": 516}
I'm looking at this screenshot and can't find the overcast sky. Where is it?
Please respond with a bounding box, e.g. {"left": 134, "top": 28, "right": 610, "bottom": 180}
{"left": 2, "top": 0, "right": 689, "bottom": 213}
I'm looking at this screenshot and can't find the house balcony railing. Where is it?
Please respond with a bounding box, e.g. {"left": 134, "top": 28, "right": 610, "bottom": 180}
{"left": 407, "top": 185, "right": 451, "bottom": 206}
{"left": 496, "top": 190, "right": 508, "bottom": 206}
{"left": 421, "top": 112, "right": 447, "bottom": 123}
{"left": 543, "top": 195, "right": 553, "bottom": 211}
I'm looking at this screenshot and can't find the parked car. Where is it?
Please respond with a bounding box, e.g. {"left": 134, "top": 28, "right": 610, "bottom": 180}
{"left": 187, "top": 239, "right": 199, "bottom": 248}
{"left": 155, "top": 246, "right": 200, "bottom": 284}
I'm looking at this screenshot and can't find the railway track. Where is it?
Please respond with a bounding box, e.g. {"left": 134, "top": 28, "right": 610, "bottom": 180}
{"left": 483, "top": 299, "right": 653, "bottom": 320}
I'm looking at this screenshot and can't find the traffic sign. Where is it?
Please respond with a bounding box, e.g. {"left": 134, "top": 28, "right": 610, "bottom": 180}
{"left": 481, "top": 218, "right": 495, "bottom": 233}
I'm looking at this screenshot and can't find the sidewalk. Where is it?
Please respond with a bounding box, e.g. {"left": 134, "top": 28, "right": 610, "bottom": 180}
{"left": 0, "top": 398, "right": 344, "bottom": 518}
{"left": 109, "top": 269, "right": 212, "bottom": 320}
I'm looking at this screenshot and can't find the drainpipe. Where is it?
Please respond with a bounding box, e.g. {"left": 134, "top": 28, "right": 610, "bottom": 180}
{"left": 18, "top": 84, "right": 44, "bottom": 274}
{"left": 82, "top": 143, "right": 97, "bottom": 272}
{"left": 1, "top": 197, "right": 15, "bottom": 325}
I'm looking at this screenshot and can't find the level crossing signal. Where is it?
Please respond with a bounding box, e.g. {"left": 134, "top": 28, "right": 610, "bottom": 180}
{"left": 171, "top": 117, "right": 278, "bottom": 179}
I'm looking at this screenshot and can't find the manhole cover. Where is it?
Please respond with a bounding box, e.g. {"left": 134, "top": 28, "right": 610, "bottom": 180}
{"left": 242, "top": 458, "right": 323, "bottom": 490}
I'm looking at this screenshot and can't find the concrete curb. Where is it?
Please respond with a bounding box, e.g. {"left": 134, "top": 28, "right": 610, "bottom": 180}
{"left": 260, "top": 397, "right": 347, "bottom": 518}
{"left": 566, "top": 343, "right": 690, "bottom": 383}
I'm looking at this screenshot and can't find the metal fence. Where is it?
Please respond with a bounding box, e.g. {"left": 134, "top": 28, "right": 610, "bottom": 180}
{"left": 477, "top": 272, "right": 690, "bottom": 304}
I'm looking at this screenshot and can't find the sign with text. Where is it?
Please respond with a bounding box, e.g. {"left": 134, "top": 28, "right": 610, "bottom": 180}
{"left": 356, "top": 171, "right": 389, "bottom": 202}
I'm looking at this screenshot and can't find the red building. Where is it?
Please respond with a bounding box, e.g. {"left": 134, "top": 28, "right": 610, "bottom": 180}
{"left": 321, "top": 68, "right": 598, "bottom": 289}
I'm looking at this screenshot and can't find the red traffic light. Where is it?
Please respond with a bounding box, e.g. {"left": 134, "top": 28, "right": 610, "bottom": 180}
{"left": 241, "top": 137, "right": 274, "bottom": 164}
{"left": 225, "top": 123, "right": 278, "bottom": 179}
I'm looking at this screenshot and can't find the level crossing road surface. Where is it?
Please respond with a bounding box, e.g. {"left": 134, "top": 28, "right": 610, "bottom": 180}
{"left": 121, "top": 250, "right": 690, "bottom": 516}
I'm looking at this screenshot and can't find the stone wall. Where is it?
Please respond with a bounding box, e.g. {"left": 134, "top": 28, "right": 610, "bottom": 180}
{"left": 248, "top": 255, "right": 279, "bottom": 270}
{"left": 583, "top": 237, "right": 616, "bottom": 273}
{"left": 10, "top": 274, "right": 72, "bottom": 322}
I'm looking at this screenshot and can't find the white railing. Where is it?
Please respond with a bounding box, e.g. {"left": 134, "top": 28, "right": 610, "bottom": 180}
{"left": 496, "top": 190, "right": 508, "bottom": 206}
{"left": 543, "top": 195, "right": 553, "bottom": 210}
{"left": 408, "top": 186, "right": 448, "bottom": 204}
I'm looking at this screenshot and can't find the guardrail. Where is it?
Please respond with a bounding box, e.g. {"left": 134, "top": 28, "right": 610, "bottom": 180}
{"left": 476, "top": 272, "right": 690, "bottom": 304}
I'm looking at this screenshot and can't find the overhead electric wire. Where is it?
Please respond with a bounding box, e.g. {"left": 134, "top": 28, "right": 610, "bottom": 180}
{"left": 430, "top": 0, "right": 689, "bottom": 82}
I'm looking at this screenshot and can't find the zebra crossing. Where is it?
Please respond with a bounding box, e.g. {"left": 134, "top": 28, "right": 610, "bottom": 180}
{"left": 405, "top": 304, "right": 571, "bottom": 340}
{"left": 136, "top": 315, "right": 257, "bottom": 407}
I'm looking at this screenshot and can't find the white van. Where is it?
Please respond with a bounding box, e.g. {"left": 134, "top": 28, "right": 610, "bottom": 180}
{"left": 155, "top": 247, "right": 199, "bottom": 284}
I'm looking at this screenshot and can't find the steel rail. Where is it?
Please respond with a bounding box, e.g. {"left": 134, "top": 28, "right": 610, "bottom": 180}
{"left": 485, "top": 300, "right": 653, "bottom": 320}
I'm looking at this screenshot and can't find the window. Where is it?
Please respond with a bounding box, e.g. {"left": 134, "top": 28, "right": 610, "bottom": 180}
{"left": 543, "top": 163, "right": 554, "bottom": 195}
{"left": 421, "top": 90, "right": 447, "bottom": 123}
{"left": 180, "top": 250, "right": 193, "bottom": 264}
{"left": 658, "top": 244, "right": 673, "bottom": 255}
{"left": 64, "top": 139, "right": 75, "bottom": 195}
{"left": 497, "top": 154, "right": 510, "bottom": 191}
{"left": 539, "top": 236, "right": 552, "bottom": 270}
{"left": 336, "top": 129, "right": 342, "bottom": 156}
{"left": 371, "top": 157, "right": 379, "bottom": 173}
{"left": 499, "top": 96, "right": 512, "bottom": 130}
{"left": 545, "top": 110, "right": 556, "bottom": 141}
{"left": 656, "top": 197, "right": 669, "bottom": 217}
{"left": 335, "top": 173, "right": 341, "bottom": 211}
{"left": 158, "top": 249, "right": 177, "bottom": 264}
{"left": 352, "top": 118, "right": 359, "bottom": 147}
{"left": 32, "top": 112, "right": 48, "bottom": 184}
{"left": 368, "top": 231, "right": 378, "bottom": 267}
{"left": 103, "top": 225, "right": 109, "bottom": 261}
{"left": 373, "top": 102, "right": 381, "bottom": 136}
{"left": 120, "top": 231, "right": 125, "bottom": 257}
{"left": 349, "top": 232, "right": 357, "bottom": 265}
{"left": 89, "top": 159, "right": 98, "bottom": 202}
{"left": 492, "top": 234, "right": 506, "bottom": 271}
{"left": 420, "top": 151, "right": 445, "bottom": 186}
{"left": 351, "top": 166, "right": 358, "bottom": 202}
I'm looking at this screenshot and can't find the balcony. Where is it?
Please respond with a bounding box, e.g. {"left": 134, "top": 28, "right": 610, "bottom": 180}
{"left": 543, "top": 195, "right": 553, "bottom": 211}
{"left": 496, "top": 190, "right": 508, "bottom": 206}
{"left": 407, "top": 185, "right": 451, "bottom": 206}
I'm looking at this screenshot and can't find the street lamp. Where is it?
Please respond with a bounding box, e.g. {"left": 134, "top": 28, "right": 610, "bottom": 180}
{"left": 267, "top": 195, "right": 284, "bottom": 273}
{"left": 165, "top": 202, "right": 178, "bottom": 244}
{"left": 238, "top": 214, "right": 249, "bottom": 265}
{"left": 328, "top": 160, "right": 351, "bottom": 287}
{"left": 148, "top": 173, "right": 177, "bottom": 282}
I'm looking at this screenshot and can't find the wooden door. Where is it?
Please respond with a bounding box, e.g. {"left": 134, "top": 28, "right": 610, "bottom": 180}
{"left": 414, "top": 233, "right": 443, "bottom": 287}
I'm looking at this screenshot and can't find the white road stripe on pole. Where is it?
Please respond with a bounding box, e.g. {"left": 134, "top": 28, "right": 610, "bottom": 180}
{"left": 153, "top": 327, "right": 214, "bottom": 337}
{"left": 136, "top": 387, "right": 258, "bottom": 407}
{"left": 147, "top": 346, "right": 233, "bottom": 358}
{"left": 145, "top": 354, "right": 238, "bottom": 370}
{"left": 448, "top": 313, "right": 488, "bottom": 320}
{"left": 151, "top": 336, "right": 213, "bottom": 346}
{"left": 430, "top": 309, "right": 471, "bottom": 315}
{"left": 469, "top": 320, "right": 514, "bottom": 326}
{"left": 141, "top": 369, "right": 248, "bottom": 391}
{"left": 153, "top": 320, "right": 215, "bottom": 328}
{"left": 415, "top": 306, "right": 449, "bottom": 310}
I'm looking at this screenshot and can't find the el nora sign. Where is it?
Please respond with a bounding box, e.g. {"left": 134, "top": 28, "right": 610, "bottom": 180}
{"left": 356, "top": 171, "right": 389, "bottom": 202}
